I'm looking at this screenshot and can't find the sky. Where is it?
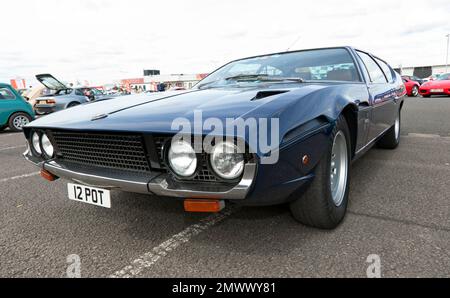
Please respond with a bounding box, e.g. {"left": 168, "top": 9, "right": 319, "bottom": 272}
{"left": 1, "top": 0, "right": 450, "bottom": 86}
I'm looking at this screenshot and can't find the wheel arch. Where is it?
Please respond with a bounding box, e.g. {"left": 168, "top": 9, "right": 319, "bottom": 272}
{"left": 7, "top": 110, "right": 33, "bottom": 123}
{"left": 66, "top": 101, "right": 81, "bottom": 108}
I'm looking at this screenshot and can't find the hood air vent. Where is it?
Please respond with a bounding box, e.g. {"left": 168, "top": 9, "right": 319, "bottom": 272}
{"left": 252, "top": 90, "right": 289, "bottom": 101}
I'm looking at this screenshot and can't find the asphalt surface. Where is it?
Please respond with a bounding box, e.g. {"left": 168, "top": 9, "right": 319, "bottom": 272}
{"left": 0, "top": 96, "right": 449, "bottom": 278}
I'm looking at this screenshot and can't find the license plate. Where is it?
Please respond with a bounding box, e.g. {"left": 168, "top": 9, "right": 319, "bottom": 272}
{"left": 430, "top": 89, "right": 444, "bottom": 92}
{"left": 67, "top": 183, "right": 111, "bottom": 208}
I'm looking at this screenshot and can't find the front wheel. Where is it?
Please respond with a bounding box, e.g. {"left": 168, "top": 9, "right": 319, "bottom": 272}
{"left": 411, "top": 86, "right": 419, "bottom": 97}
{"left": 8, "top": 112, "right": 32, "bottom": 132}
{"left": 289, "top": 115, "right": 351, "bottom": 229}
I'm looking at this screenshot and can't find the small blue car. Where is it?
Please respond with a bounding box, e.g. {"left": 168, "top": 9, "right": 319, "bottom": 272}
{"left": 0, "top": 83, "right": 35, "bottom": 132}
{"left": 23, "top": 47, "right": 405, "bottom": 229}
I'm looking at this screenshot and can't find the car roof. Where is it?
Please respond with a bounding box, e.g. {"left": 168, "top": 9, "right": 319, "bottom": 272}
{"left": 224, "top": 46, "right": 390, "bottom": 68}
{"left": 228, "top": 46, "right": 356, "bottom": 63}
{"left": 0, "top": 83, "right": 12, "bottom": 88}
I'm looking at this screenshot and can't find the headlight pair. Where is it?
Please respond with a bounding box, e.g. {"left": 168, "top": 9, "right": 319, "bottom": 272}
{"left": 31, "top": 131, "right": 54, "bottom": 159}
{"left": 168, "top": 140, "right": 245, "bottom": 180}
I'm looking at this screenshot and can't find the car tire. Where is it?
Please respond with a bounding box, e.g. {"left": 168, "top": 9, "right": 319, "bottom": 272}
{"left": 411, "top": 86, "right": 419, "bottom": 97}
{"left": 289, "top": 114, "right": 351, "bottom": 229}
{"left": 8, "top": 112, "right": 32, "bottom": 132}
{"left": 377, "top": 109, "right": 401, "bottom": 149}
{"left": 34, "top": 107, "right": 46, "bottom": 115}
{"left": 67, "top": 102, "right": 80, "bottom": 108}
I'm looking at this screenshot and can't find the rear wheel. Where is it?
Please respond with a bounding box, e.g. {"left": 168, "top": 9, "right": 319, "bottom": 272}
{"left": 289, "top": 115, "right": 351, "bottom": 229}
{"left": 34, "top": 106, "right": 46, "bottom": 115}
{"left": 67, "top": 102, "right": 80, "bottom": 108}
{"left": 411, "top": 86, "right": 419, "bottom": 97}
{"left": 8, "top": 112, "right": 32, "bottom": 132}
{"left": 377, "top": 110, "right": 401, "bottom": 149}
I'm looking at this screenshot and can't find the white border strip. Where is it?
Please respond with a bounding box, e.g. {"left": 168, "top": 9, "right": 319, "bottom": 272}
{"left": 109, "top": 208, "right": 234, "bottom": 278}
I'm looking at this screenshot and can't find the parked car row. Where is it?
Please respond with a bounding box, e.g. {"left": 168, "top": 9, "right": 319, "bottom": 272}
{"left": 401, "top": 73, "right": 450, "bottom": 97}
{"left": 33, "top": 74, "right": 118, "bottom": 115}
{"left": 0, "top": 74, "right": 130, "bottom": 132}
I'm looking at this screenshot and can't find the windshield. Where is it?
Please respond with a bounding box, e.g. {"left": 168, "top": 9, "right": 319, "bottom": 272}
{"left": 196, "top": 48, "right": 359, "bottom": 89}
{"left": 437, "top": 73, "right": 450, "bottom": 81}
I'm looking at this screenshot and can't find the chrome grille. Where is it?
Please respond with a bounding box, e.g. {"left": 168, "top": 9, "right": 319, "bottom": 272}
{"left": 52, "top": 131, "right": 151, "bottom": 173}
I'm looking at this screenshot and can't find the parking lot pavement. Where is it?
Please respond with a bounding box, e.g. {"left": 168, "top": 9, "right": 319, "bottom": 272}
{"left": 0, "top": 96, "right": 449, "bottom": 278}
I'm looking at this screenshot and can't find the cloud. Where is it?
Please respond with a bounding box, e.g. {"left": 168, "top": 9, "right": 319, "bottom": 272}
{"left": 0, "top": 0, "right": 449, "bottom": 85}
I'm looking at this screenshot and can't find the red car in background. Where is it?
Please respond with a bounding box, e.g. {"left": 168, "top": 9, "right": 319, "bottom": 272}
{"left": 419, "top": 73, "right": 450, "bottom": 97}
{"left": 402, "top": 77, "right": 420, "bottom": 97}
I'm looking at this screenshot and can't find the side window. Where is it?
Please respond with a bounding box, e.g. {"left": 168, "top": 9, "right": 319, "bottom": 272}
{"left": 357, "top": 51, "right": 387, "bottom": 84}
{"left": 375, "top": 58, "right": 394, "bottom": 83}
{"left": 75, "top": 89, "right": 84, "bottom": 96}
{"left": 0, "top": 87, "right": 16, "bottom": 100}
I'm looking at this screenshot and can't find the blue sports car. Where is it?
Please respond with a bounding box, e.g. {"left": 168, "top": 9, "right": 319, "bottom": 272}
{"left": 23, "top": 47, "right": 405, "bottom": 229}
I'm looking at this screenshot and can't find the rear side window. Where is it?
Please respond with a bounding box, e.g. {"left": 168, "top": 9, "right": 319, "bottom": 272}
{"left": 0, "top": 87, "right": 16, "bottom": 100}
{"left": 375, "top": 58, "right": 394, "bottom": 83}
{"left": 75, "top": 89, "right": 85, "bottom": 96}
{"left": 357, "top": 51, "right": 387, "bottom": 84}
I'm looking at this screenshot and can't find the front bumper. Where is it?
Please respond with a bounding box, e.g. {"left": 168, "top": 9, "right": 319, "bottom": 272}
{"left": 419, "top": 88, "right": 450, "bottom": 96}
{"left": 23, "top": 149, "right": 257, "bottom": 200}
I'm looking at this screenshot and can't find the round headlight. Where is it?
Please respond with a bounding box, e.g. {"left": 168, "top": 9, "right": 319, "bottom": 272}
{"left": 41, "top": 133, "right": 54, "bottom": 158}
{"left": 210, "top": 142, "right": 244, "bottom": 180}
{"left": 168, "top": 140, "right": 197, "bottom": 177}
{"left": 31, "top": 132, "right": 42, "bottom": 155}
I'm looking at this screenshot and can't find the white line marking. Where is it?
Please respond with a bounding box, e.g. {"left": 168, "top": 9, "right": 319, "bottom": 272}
{"left": 0, "top": 172, "right": 40, "bottom": 183}
{"left": 0, "top": 133, "right": 19, "bottom": 138}
{"left": 0, "top": 145, "right": 26, "bottom": 151}
{"left": 407, "top": 133, "right": 441, "bottom": 138}
{"left": 109, "top": 208, "right": 234, "bottom": 278}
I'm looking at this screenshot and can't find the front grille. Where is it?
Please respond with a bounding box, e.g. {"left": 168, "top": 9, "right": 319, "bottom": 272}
{"left": 52, "top": 131, "right": 151, "bottom": 173}
{"left": 194, "top": 156, "right": 218, "bottom": 182}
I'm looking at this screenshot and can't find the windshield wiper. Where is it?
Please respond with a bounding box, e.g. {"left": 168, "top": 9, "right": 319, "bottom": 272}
{"left": 196, "top": 74, "right": 268, "bottom": 89}
{"left": 262, "top": 77, "right": 305, "bottom": 83}
{"left": 224, "top": 74, "right": 269, "bottom": 81}
{"left": 225, "top": 74, "right": 304, "bottom": 83}
{"left": 197, "top": 74, "right": 305, "bottom": 90}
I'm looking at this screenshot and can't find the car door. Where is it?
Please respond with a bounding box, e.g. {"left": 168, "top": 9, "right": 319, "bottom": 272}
{"left": 356, "top": 51, "right": 397, "bottom": 143}
{"left": 0, "top": 86, "right": 19, "bottom": 126}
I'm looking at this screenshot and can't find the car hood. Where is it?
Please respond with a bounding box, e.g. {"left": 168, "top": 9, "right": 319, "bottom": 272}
{"left": 421, "top": 80, "right": 450, "bottom": 88}
{"left": 28, "top": 83, "right": 350, "bottom": 135}
{"left": 36, "top": 74, "right": 68, "bottom": 90}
